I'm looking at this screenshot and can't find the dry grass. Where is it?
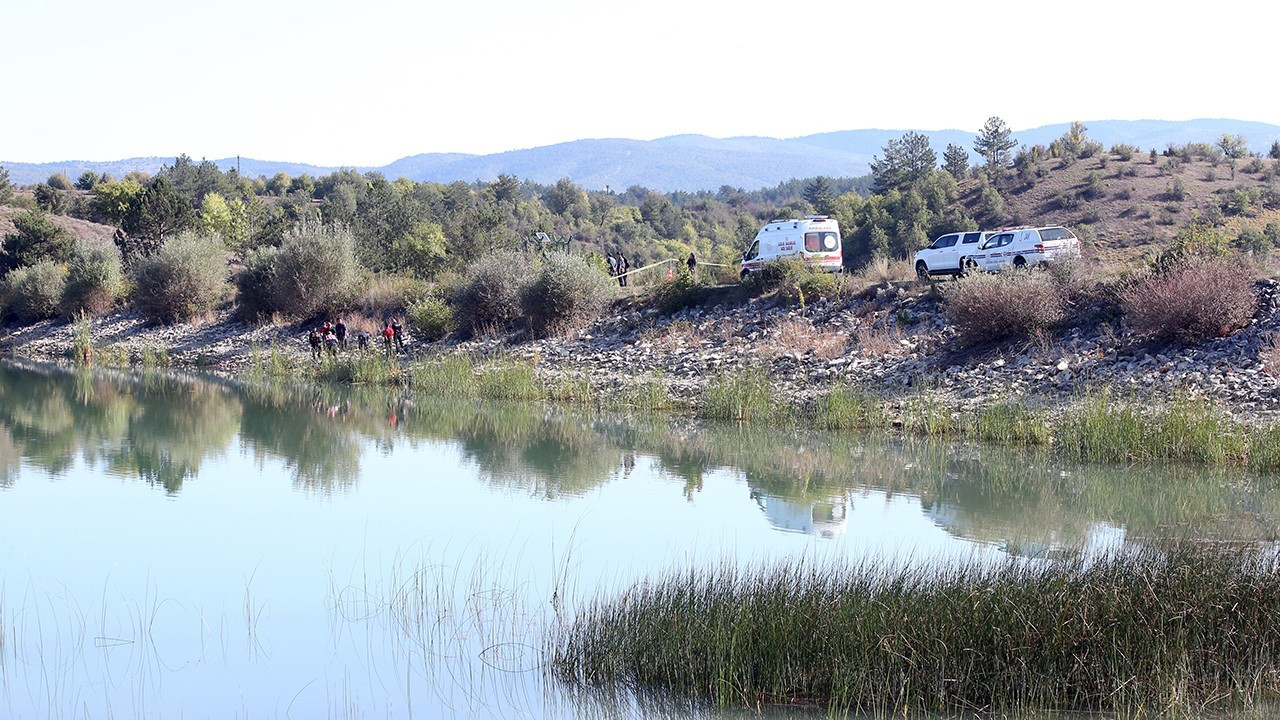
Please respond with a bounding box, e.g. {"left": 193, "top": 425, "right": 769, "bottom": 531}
{"left": 851, "top": 323, "right": 901, "bottom": 357}
{"left": 857, "top": 256, "right": 916, "bottom": 284}
{"left": 1261, "top": 333, "right": 1280, "bottom": 378}
{"left": 760, "top": 317, "right": 847, "bottom": 360}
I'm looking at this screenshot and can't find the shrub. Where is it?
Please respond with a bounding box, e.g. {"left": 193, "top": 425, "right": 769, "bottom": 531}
{"left": 62, "top": 240, "right": 126, "bottom": 317}
{"left": 1165, "top": 177, "right": 1187, "bottom": 201}
{"left": 129, "top": 231, "right": 230, "bottom": 324}
{"left": 271, "top": 222, "right": 361, "bottom": 317}
{"left": 1121, "top": 257, "right": 1256, "bottom": 342}
{"left": 1, "top": 260, "right": 67, "bottom": 323}
{"left": 944, "top": 270, "right": 1066, "bottom": 344}
{"left": 1111, "top": 143, "right": 1137, "bottom": 161}
{"left": 453, "top": 251, "right": 532, "bottom": 335}
{"left": 524, "top": 252, "right": 615, "bottom": 336}
{"left": 651, "top": 265, "right": 714, "bottom": 313}
{"left": 234, "top": 245, "right": 280, "bottom": 319}
{"left": 406, "top": 295, "right": 456, "bottom": 341}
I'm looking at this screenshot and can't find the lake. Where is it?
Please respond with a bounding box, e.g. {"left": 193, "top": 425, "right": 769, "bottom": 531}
{"left": 2, "top": 359, "right": 1278, "bottom": 718}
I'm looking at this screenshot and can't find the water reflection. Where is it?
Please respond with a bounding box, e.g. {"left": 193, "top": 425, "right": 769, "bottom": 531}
{"left": 3, "top": 359, "right": 1280, "bottom": 552}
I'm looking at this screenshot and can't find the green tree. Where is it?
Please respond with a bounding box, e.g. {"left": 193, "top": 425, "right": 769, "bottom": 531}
{"left": 90, "top": 180, "right": 144, "bottom": 225}
{"left": 117, "top": 176, "right": 195, "bottom": 265}
{"left": 942, "top": 144, "right": 969, "bottom": 179}
{"left": 0, "top": 209, "right": 74, "bottom": 273}
{"left": 491, "top": 174, "right": 522, "bottom": 203}
{"left": 1217, "top": 133, "right": 1250, "bottom": 160}
{"left": 870, "top": 131, "right": 937, "bottom": 192}
{"left": 1271, "top": 141, "right": 1280, "bottom": 160}
{"left": 543, "top": 178, "right": 587, "bottom": 216}
{"left": 974, "top": 116, "right": 1017, "bottom": 170}
{"left": 0, "top": 165, "right": 12, "bottom": 205}
{"left": 803, "top": 176, "right": 836, "bottom": 215}
{"left": 33, "top": 184, "right": 68, "bottom": 214}
{"left": 266, "top": 172, "right": 292, "bottom": 196}
{"left": 197, "top": 192, "right": 250, "bottom": 249}
{"left": 75, "top": 171, "right": 104, "bottom": 191}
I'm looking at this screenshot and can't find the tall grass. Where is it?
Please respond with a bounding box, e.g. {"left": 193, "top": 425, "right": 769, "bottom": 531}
{"left": 551, "top": 544, "right": 1280, "bottom": 716}
{"left": 315, "top": 353, "right": 404, "bottom": 385}
{"left": 813, "top": 384, "right": 883, "bottom": 430}
{"left": 410, "top": 354, "right": 479, "bottom": 398}
{"left": 700, "top": 369, "right": 789, "bottom": 422}
{"left": 1057, "top": 391, "right": 1247, "bottom": 464}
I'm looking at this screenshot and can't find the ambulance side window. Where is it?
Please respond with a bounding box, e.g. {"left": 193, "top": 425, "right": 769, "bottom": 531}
{"left": 744, "top": 240, "right": 760, "bottom": 260}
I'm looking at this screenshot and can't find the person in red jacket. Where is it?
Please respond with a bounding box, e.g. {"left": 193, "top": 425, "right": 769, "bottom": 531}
{"left": 382, "top": 323, "right": 394, "bottom": 356}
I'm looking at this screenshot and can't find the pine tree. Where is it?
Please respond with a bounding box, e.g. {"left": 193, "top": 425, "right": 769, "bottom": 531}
{"left": 803, "top": 176, "right": 835, "bottom": 215}
{"left": 870, "top": 132, "right": 937, "bottom": 192}
{"left": 942, "top": 144, "right": 969, "bottom": 179}
{"left": 973, "top": 116, "right": 1017, "bottom": 169}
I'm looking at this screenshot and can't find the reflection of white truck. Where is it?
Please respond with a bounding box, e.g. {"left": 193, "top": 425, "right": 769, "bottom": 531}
{"left": 740, "top": 216, "right": 843, "bottom": 280}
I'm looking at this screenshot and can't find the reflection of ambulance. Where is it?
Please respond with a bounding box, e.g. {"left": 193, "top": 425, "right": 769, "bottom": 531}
{"left": 739, "top": 216, "right": 843, "bottom": 280}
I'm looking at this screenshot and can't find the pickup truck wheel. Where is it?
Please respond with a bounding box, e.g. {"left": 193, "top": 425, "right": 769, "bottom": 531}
{"left": 1013, "top": 256, "right": 1027, "bottom": 269}
{"left": 964, "top": 257, "right": 979, "bottom": 274}
{"left": 740, "top": 269, "right": 751, "bottom": 282}
{"left": 915, "top": 261, "right": 929, "bottom": 279}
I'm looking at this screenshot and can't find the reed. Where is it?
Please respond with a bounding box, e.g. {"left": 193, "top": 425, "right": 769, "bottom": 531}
{"left": 551, "top": 544, "right": 1280, "bottom": 716}
{"left": 411, "top": 354, "right": 479, "bottom": 398}
{"left": 475, "top": 363, "right": 545, "bottom": 402}
{"left": 69, "top": 312, "right": 93, "bottom": 365}
{"left": 812, "top": 384, "right": 883, "bottom": 430}
{"left": 315, "top": 353, "right": 403, "bottom": 385}
{"left": 1056, "top": 390, "right": 1248, "bottom": 465}
{"left": 699, "top": 369, "right": 789, "bottom": 423}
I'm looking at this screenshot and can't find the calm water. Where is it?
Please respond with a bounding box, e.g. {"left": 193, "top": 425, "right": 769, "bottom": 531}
{"left": 2, "top": 359, "right": 1279, "bottom": 719}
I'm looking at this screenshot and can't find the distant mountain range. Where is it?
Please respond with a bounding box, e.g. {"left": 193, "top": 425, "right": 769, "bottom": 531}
{"left": 5, "top": 119, "right": 1279, "bottom": 192}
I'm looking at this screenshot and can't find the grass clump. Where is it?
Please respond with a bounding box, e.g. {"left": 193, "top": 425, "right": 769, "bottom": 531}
{"left": 475, "top": 363, "right": 544, "bottom": 401}
{"left": 813, "top": 384, "right": 883, "bottom": 430}
{"left": 248, "top": 343, "right": 298, "bottom": 378}
{"left": 552, "top": 544, "right": 1280, "bottom": 716}
{"left": 1056, "top": 390, "right": 1247, "bottom": 464}
{"left": 315, "top": 353, "right": 403, "bottom": 385}
{"left": 944, "top": 270, "right": 1066, "bottom": 345}
{"left": 975, "top": 401, "right": 1049, "bottom": 445}
{"left": 411, "top": 355, "right": 479, "bottom": 398}
{"left": 700, "top": 369, "right": 789, "bottom": 422}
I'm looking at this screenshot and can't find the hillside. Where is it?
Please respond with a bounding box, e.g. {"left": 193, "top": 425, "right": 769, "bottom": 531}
{"left": 952, "top": 148, "right": 1280, "bottom": 264}
{"left": 0, "top": 205, "right": 117, "bottom": 246}
{"left": 5, "top": 119, "right": 1279, "bottom": 193}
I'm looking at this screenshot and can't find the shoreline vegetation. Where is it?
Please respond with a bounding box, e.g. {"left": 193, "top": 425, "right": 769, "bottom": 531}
{"left": 550, "top": 543, "right": 1280, "bottom": 717}
{"left": 4, "top": 302, "right": 1280, "bottom": 471}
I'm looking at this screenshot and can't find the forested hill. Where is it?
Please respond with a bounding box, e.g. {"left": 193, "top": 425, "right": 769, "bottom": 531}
{"left": 6, "top": 120, "right": 1279, "bottom": 192}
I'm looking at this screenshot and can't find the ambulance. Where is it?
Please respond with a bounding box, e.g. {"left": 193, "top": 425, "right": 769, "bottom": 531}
{"left": 739, "top": 216, "right": 843, "bottom": 280}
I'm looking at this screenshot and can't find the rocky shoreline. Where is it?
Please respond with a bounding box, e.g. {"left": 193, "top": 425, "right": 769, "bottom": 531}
{"left": 4, "top": 279, "right": 1280, "bottom": 424}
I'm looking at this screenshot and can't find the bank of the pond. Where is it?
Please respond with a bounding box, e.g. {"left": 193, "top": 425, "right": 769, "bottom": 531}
{"left": 550, "top": 544, "right": 1280, "bottom": 716}
{"left": 6, "top": 276, "right": 1280, "bottom": 469}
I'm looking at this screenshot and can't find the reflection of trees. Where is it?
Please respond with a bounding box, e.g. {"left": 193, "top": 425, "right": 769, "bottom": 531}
{"left": 5, "top": 359, "right": 1280, "bottom": 550}
{"left": 103, "top": 375, "right": 239, "bottom": 493}
{"left": 402, "top": 402, "right": 620, "bottom": 498}
{"left": 237, "top": 381, "right": 376, "bottom": 492}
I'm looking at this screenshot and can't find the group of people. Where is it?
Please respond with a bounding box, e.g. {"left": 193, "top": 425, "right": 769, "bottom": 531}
{"left": 307, "top": 317, "right": 405, "bottom": 359}
{"left": 606, "top": 252, "right": 630, "bottom": 287}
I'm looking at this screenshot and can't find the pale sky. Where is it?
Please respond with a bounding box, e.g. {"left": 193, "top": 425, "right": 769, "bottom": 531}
{"left": 3, "top": 0, "right": 1277, "bottom": 166}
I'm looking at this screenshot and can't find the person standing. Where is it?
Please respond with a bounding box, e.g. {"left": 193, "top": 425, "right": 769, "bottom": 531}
{"left": 607, "top": 253, "right": 618, "bottom": 280}
{"left": 382, "top": 323, "right": 394, "bottom": 356}
{"left": 391, "top": 318, "right": 405, "bottom": 353}
{"left": 617, "top": 253, "right": 629, "bottom": 287}
{"left": 687, "top": 251, "right": 698, "bottom": 279}
{"left": 335, "top": 318, "right": 347, "bottom": 350}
